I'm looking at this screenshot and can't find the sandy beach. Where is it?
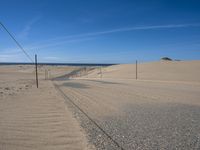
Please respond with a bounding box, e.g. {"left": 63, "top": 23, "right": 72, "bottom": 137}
{"left": 0, "top": 65, "right": 94, "bottom": 150}
{"left": 1, "top": 0, "right": 200, "bottom": 149}
{"left": 1, "top": 60, "right": 200, "bottom": 149}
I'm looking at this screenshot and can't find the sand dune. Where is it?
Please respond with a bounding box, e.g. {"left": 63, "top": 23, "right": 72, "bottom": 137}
{"left": 83, "top": 60, "right": 200, "bottom": 83}
{"left": 56, "top": 60, "right": 200, "bottom": 149}
{"left": 55, "top": 70, "right": 200, "bottom": 149}
{"left": 1, "top": 61, "right": 200, "bottom": 149}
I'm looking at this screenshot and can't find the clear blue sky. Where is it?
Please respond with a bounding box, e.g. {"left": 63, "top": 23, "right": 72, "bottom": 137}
{"left": 0, "top": 0, "right": 200, "bottom": 63}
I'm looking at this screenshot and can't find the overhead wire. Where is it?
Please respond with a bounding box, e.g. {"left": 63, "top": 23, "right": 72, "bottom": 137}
{"left": 0, "top": 21, "right": 34, "bottom": 62}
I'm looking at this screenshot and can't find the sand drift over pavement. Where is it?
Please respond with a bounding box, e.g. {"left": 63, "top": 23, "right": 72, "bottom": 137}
{"left": 53, "top": 60, "right": 200, "bottom": 149}
{"left": 0, "top": 60, "right": 200, "bottom": 149}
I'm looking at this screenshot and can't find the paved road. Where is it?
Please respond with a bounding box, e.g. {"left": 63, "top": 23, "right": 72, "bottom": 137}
{"left": 54, "top": 78, "right": 200, "bottom": 149}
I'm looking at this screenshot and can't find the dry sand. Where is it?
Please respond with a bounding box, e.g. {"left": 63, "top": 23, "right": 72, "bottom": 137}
{"left": 0, "top": 65, "right": 94, "bottom": 150}
{"left": 1, "top": 60, "right": 200, "bottom": 150}
{"left": 54, "top": 60, "right": 200, "bottom": 149}
{"left": 54, "top": 78, "right": 200, "bottom": 149}
{"left": 83, "top": 60, "right": 200, "bottom": 83}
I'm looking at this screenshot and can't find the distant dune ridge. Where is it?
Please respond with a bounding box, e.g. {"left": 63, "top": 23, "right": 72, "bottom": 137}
{"left": 82, "top": 60, "right": 200, "bottom": 83}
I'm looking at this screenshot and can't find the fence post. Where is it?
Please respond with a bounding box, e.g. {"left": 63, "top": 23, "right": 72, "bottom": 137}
{"left": 136, "top": 60, "right": 138, "bottom": 80}
{"left": 44, "top": 69, "right": 46, "bottom": 80}
{"left": 48, "top": 69, "right": 50, "bottom": 79}
{"left": 45, "top": 69, "right": 47, "bottom": 80}
{"left": 35, "top": 54, "right": 39, "bottom": 88}
{"left": 100, "top": 67, "right": 102, "bottom": 78}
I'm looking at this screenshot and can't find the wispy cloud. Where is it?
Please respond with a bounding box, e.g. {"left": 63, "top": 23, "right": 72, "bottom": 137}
{"left": 8, "top": 23, "right": 200, "bottom": 50}
{"left": 0, "top": 48, "right": 21, "bottom": 55}
{"left": 40, "top": 23, "right": 200, "bottom": 43}
{"left": 15, "top": 23, "right": 198, "bottom": 52}
{"left": 76, "top": 23, "right": 200, "bottom": 36}
{"left": 43, "top": 56, "right": 59, "bottom": 61}
{"left": 0, "top": 54, "right": 23, "bottom": 62}
{"left": 27, "top": 37, "right": 95, "bottom": 50}
{"left": 0, "top": 36, "right": 95, "bottom": 62}
{"left": 18, "top": 16, "right": 41, "bottom": 39}
{"left": 2, "top": 23, "right": 200, "bottom": 62}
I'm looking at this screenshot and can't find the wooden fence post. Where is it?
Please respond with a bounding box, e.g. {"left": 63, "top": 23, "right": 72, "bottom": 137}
{"left": 136, "top": 60, "right": 138, "bottom": 80}
{"left": 35, "top": 54, "right": 38, "bottom": 88}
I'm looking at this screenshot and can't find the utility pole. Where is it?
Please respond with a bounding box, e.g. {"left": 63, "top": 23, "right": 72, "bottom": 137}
{"left": 35, "top": 54, "right": 39, "bottom": 88}
{"left": 136, "top": 60, "right": 138, "bottom": 80}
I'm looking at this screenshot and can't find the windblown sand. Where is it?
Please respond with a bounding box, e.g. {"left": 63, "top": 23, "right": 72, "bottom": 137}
{"left": 83, "top": 60, "right": 200, "bottom": 83}
{"left": 0, "top": 65, "right": 94, "bottom": 150}
{"left": 1, "top": 60, "right": 200, "bottom": 149}
{"left": 60, "top": 60, "right": 200, "bottom": 149}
